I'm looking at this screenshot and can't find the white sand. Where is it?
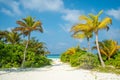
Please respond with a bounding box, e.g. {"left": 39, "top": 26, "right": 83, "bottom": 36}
{"left": 0, "top": 58, "right": 120, "bottom": 80}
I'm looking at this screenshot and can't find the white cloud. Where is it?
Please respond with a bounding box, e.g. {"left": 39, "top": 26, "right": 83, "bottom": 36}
{"left": 0, "top": 0, "right": 84, "bottom": 34}
{"left": 10, "top": 1, "right": 21, "bottom": 15}
{"left": 60, "top": 9, "right": 84, "bottom": 33}
{"left": 0, "top": 0, "right": 21, "bottom": 16}
{"left": 106, "top": 8, "right": 120, "bottom": 20}
{"left": 20, "top": 0, "right": 84, "bottom": 24}
{"left": 1, "top": 8, "right": 13, "bottom": 16}
{"left": 21, "top": 0, "right": 64, "bottom": 12}
{"left": 62, "top": 9, "right": 84, "bottom": 24}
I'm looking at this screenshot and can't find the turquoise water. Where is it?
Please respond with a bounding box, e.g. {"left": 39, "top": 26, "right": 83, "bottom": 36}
{"left": 47, "top": 54, "right": 60, "bottom": 59}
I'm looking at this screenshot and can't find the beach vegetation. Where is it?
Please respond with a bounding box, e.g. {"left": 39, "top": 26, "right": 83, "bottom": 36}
{"left": 0, "top": 30, "right": 21, "bottom": 44}
{"left": 0, "top": 16, "right": 51, "bottom": 68}
{"left": 0, "top": 40, "right": 51, "bottom": 68}
{"left": 70, "top": 10, "right": 112, "bottom": 67}
{"left": 60, "top": 46, "right": 100, "bottom": 69}
{"left": 92, "top": 39, "right": 120, "bottom": 60}
{"left": 13, "top": 16, "right": 43, "bottom": 68}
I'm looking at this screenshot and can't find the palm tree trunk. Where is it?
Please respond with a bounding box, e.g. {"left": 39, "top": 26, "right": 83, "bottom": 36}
{"left": 21, "top": 34, "right": 30, "bottom": 68}
{"left": 87, "top": 38, "right": 90, "bottom": 52}
{"left": 108, "top": 56, "right": 110, "bottom": 60}
{"left": 95, "top": 32, "right": 105, "bottom": 67}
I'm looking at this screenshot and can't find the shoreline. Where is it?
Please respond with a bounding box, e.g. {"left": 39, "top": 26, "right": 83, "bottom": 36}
{"left": 0, "top": 58, "right": 120, "bottom": 80}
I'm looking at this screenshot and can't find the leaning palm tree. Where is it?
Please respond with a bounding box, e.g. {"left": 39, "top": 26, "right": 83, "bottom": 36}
{"left": 71, "top": 10, "right": 112, "bottom": 67}
{"left": 13, "top": 16, "right": 43, "bottom": 68}
{"left": 93, "top": 40, "right": 120, "bottom": 60}
{"left": 87, "top": 10, "right": 112, "bottom": 67}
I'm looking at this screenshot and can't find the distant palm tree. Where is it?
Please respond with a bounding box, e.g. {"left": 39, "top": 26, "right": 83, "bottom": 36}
{"left": 13, "top": 16, "right": 43, "bottom": 68}
{"left": 0, "top": 30, "right": 21, "bottom": 44}
{"left": 71, "top": 23, "right": 93, "bottom": 52}
{"left": 0, "top": 30, "right": 6, "bottom": 41}
{"left": 93, "top": 40, "right": 120, "bottom": 60}
{"left": 26, "top": 37, "right": 50, "bottom": 56}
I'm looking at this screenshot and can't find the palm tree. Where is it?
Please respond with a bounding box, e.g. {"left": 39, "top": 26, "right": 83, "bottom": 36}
{"left": 88, "top": 10, "right": 112, "bottom": 67}
{"left": 0, "top": 30, "right": 6, "bottom": 42}
{"left": 13, "top": 16, "right": 43, "bottom": 68}
{"left": 26, "top": 37, "right": 50, "bottom": 56}
{"left": 71, "top": 25, "right": 93, "bottom": 52}
{"left": 0, "top": 30, "right": 21, "bottom": 44}
{"left": 93, "top": 40, "right": 120, "bottom": 60}
{"left": 71, "top": 10, "right": 112, "bottom": 67}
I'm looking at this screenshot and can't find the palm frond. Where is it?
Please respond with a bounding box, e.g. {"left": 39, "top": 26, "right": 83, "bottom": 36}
{"left": 16, "top": 21, "right": 28, "bottom": 27}
{"left": 97, "top": 10, "right": 103, "bottom": 17}
{"left": 72, "top": 32, "right": 85, "bottom": 39}
{"left": 79, "top": 15, "right": 92, "bottom": 24}
{"left": 32, "top": 21, "right": 42, "bottom": 28}
{"left": 98, "top": 17, "right": 112, "bottom": 30}
{"left": 71, "top": 24, "right": 91, "bottom": 32}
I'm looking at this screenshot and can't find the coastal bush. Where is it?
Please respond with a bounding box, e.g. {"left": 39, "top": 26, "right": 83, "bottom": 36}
{"left": 105, "top": 51, "right": 120, "bottom": 68}
{"left": 24, "top": 55, "right": 51, "bottom": 67}
{"left": 70, "top": 52, "right": 99, "bottom": 69}
{"left": 60, "top": 52, "right": 71, "bottom": 62}
{"left": 32, "top": 56, "right": 51, "bottom": 67}
{"left": 60, "top": 46, "right": 100, "bottom": 69}
{"left": 60, "top": 46, "right": 83, "bottom": 63}
{"left": 0, "top": 43, "right": 51, "bottom": 68}
{"left": 0, "top": 43, "right": 23, "bottom": 68}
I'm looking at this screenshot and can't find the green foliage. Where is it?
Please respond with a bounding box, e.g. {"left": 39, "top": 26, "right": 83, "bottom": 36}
{"left": 32, "top": 56, "right": 51, "bottom": 67}
{"left": 70, "top": 52, "right": 99, "bottom": 69}
{"left": 105, "top": 51, "right": 120, "bottom": 68}
{"left": 60, "top": 53, "right": 71, "bottom": 63}
{"left": 93, "top": 66, "right": 120, "bottom": 74}
{"left": 0, "top": 42, "right": 51, "bottom": 68}
{"left": 24, "top": 55, "right": 51, "bottom": 68}
{"left": 60, "top": 46, "right": 100, "bottom": 69}
{"left": 93, "top": 40, "right": 120, "bottom": 60}
{"left": 70, "top": 52, "right": 85, "bottom": 67}
{"left": 27, "top": 38, "right": 50, "bottom": 56}
{"left": 0, "top": 43, "right": 23, "bottom": 68}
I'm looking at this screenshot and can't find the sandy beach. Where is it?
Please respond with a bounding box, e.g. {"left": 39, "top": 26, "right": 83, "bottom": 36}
{"left": 0, "top": 59, "right": 120, "bottom": 80}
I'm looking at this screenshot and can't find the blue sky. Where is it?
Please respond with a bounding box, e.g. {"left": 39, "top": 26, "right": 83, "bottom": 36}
{"left": 0, "top": 0, "right": 120, "bottom": 54}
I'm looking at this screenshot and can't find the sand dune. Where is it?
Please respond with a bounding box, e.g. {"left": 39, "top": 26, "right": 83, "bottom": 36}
{"left": 0, "top": 59, "right": 120, "bottom": 80}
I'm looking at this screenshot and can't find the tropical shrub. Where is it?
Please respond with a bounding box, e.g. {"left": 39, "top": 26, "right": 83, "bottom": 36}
{"left": 60, "top": 47, "right": 76, "bottom": 62}
{"left": 105, "top": 51, "right": 120, "bottom": 68}
{"left": 98, "top": 40, "right": 120, "bottom": 60}
{"left": 60, "top": 53, "right": 71, "bottom": 63}
{"left": 24, "top": 55, "right": 51, "bottom": 68}
{"left": 0, "top": 44, "right": 23, "bottom": 68}
{"left": 70, "top": 52, "right": 99, "bottom": 69}
{"left": 60, "top": 46, "right": 100, "bottom": 69}
{"left": 0, "top": 43, "right": 51, "bottom": 68}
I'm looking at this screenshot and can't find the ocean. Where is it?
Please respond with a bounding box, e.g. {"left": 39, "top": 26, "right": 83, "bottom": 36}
{"left": 47, "top": 54, "right": 60, "bottom": 59}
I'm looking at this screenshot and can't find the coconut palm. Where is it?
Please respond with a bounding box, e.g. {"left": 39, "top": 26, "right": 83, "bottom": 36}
{"left": 26, "top": 37, "right": 50, "bottom": 56}
{"left": 93, "top": 40, "right": 120, "bottom": 60}
{"left": 87, "top": 10, "right": 112, "bottom": 67}
{"left": 71, "top": 25, "right": 93, "bottom": 52}
{"left": 13, "top": 16, "right": 43, "bottom": 67}
{"left": 0, "top": 30, "right": 21, "bottom": 44}
{"left": 71, "top": 10, "right": 112, "bottom": 67}
{"left": 0, "top": 30, "right": 6, "bottom": 42}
